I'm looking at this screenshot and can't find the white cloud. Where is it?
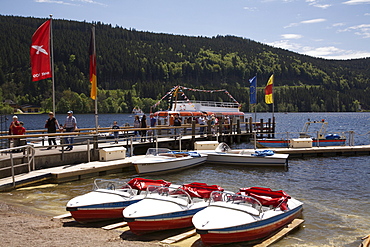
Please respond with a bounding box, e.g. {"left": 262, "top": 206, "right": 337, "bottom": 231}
{"left": 35, "top": 0, "right": 77, "bottom": 5}
{"left": 342, "top": 0, "right": 370, "bottom": 5}
{"left": 267, "top": 40, "right": 370, "bottom": 59}
{"left": 314, "top": 4, "right": 331, "bottom": 8}
{"left": 285, "top": 18, "right": 326, "bottom": 28}
{"left": 243, "top": 7, "right": 258, "bottom": 11}
{"left": 339, "top": 24, "right": 370, "bottom": 38}
{"left": 281, "top": 34, "right": 303, "bottom": 39}
{"left": 333, "top": 23, "right": 345, "bottom": 27}
{"left": 35, "top": 0, "right": 107, "bottom": 6}
{"left": 306, "top": 0, "right": 331, "bottom": 8}
{"left": 301, "top": 18, "right": 326, "bottom": 24}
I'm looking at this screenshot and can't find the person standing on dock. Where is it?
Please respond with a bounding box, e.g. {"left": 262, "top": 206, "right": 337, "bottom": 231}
{"left": 173, "top": 114, "right": 182, "bottom": 140}
{"left": 45, "top": 112, "right": 60, "bottom": 149}
{"left": 63, "top": 111, "right": 77, "bottom": 151}
{"left": 140, "top": 115, "right": 147, "bottom": 142}
{"left": 148, "top": 114, "right": 157, "bottom": 142}
{"left": 8, "top": 115, "right": 20, "bottom": 148}
{"left": 112, "top": 121, "right": 119, "bottom": 144}
{"left": 133, "top": 115, "right": 141, "bottom": 141}
{"left": 198, "top": 114, "right": 206, "bottom": 137}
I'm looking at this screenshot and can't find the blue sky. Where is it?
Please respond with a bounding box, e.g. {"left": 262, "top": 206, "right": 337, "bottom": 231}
{"left": 1, "top": 0, "right": 370, "bottom": 60}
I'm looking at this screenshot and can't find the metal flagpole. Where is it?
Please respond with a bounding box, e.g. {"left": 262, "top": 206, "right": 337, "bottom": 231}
{"left": 49, "top": 14, "right": 56, "bottom": 115}
{"left": 92, "top": 25, "right": 98, "bottom": 133}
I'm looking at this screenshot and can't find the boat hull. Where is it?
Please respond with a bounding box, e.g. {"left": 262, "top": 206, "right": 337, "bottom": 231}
{"left": 133, "top": 155, "right": 207, "bottom": 174}
{"left": 195, "top": 205, "right": 303, "bottom": 246}
{"left": 66, "top": 189, "right": 143, "bottom": 223}
{"left": 257, "top": 138, "right": 346, "bottom": 148}
{"left": 123, "top": 196, "right": 208, "bottom": 235}
{"left": 206, "top": 152, "right": 288, "bottom": 166}
{"left": 125, "top": 209, "right": 203, "bottom": 235}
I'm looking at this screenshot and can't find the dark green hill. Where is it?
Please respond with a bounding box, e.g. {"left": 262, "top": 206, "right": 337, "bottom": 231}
{"left": 0, "top": 15, "right": 369, "bottom": 113}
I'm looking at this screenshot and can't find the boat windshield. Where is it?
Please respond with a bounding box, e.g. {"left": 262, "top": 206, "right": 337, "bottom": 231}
{"left": 145, "top": 148, "right": 176, "bottom": 158}
{"left": 209, "top": 191, "right": 263, "bottom": 215}
{"left": 93, "top": 179, "right": 136, "bottom": 196}
{"left": 215, "top": 142, "right": 231, "bottom": 152}
{"left": 145, "top": 185, "right": 192, "bottom": 207}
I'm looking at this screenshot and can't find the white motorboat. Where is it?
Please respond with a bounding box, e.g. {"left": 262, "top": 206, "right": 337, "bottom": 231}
{"left": 192, "top": 187, "right": 304, "bottom": 246}
{"left": 132, "top": 148, "right": 207, "bottom": 174}
{"left": 203, "top": 142, "right": 289, "bottom": 166}
{"left": 66, "top": 178, "right": 171, "bottom": 223}
{"left": 123, "top": 182, "right": 224, "bottom": 235}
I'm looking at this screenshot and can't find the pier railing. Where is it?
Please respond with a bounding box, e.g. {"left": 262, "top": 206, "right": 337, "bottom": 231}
{"left": 0, "top": 145, "right": 35, "bottom": 187}
{"left": 0, "top": 118, "right": 276, "bottom": 149}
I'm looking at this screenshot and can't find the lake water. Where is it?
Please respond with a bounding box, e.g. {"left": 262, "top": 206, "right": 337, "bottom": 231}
{"left": 1, "top": 112, "right": 370, "bottom": 246}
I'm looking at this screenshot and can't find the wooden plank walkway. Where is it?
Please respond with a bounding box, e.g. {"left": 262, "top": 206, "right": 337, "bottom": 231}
{"left": 0, "top": 156, "right": 142, "bottom": 191}
{"left": 254, "top": 219, "right": 305, "bottom": 247}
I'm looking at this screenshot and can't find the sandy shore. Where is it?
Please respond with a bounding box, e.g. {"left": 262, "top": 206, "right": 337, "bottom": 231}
{"left": 0, "top": 201, "right": 162, "bottom": 247}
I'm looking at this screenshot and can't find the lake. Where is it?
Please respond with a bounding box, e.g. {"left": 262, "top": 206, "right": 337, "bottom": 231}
{"left": 1, "top": 112, "right": 369, "bottom": 246}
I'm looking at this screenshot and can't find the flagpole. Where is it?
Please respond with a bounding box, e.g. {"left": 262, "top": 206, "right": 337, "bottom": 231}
{"left": 49, "top": 14, "right": 56, "bottom": 115}
{"left": 272, "top": 73, "right": 275, "bottom": 120}
{"left": 254, "top": 73, "right": 257, "bottom": 123}
{"left": 92, "top": 24, "right": 98, "bottom": 133}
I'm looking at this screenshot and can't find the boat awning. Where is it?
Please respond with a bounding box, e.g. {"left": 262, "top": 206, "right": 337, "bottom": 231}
{"left": 238, "top": 187, "right": 291, "bottom": 210}
{"left": 178, "top": 182, "right": 224, "bottom": 199}
{"left": 127, "top": 178, "right": 171, "bottom": 191}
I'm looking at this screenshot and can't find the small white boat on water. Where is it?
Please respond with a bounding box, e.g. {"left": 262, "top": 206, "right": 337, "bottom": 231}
{"left": 202, "top": 142, "right": 289, "bottom": 167}
{"left": 132, "top": 148, "right": 207, "bottom": 174}
{"left": 192, "top": 187, "right": 304, "bottom": 246}
{"left": 66, "top": 178, "right": 172, "bottom": 223}
{"left": 123, "top": 182, "right": 224, "bottom": 235}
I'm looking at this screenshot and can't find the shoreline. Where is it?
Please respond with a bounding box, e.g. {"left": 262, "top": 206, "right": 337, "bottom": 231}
{"left": 0, "top": 200, "right": 161, "bottom": 247}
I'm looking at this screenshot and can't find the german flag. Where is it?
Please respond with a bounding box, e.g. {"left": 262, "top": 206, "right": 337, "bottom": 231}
{"left": 89, "top": 25, "right": 97, "bottom": 100}
{"left": 265, "top": 74, "right": 274, "bottom": 104}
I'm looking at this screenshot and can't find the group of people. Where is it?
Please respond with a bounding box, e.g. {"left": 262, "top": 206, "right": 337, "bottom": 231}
{"left": 133, "top": 114, "right": 157, "bottom": 142}
{"left": 44, "top": 110, "right": 77, "bottom": 150}
{"left": 8, "top": 111, "right": 231, "bottom": 150}
{"left": 8, "top": 111, "right": 77, "bottom": 150}
{"left": 8, "top": 115, "right": 26, "bottom": 148}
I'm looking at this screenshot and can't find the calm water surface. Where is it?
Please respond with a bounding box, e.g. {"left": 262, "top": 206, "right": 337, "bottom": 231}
{"left": 1, "top": 112, "right": 369, "bottom": 247}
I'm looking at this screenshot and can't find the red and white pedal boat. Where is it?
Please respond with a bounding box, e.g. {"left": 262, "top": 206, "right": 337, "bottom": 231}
{"left": 123, "top": 182, "right": 224, "bottom": 235}
{"left": 66, "top": 178, "right": 171, "bottom": 223}
{"left": 192, "top": 187, "right": 303, "bottom": 246}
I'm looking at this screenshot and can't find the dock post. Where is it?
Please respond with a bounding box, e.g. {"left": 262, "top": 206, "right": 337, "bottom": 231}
{"left": 191, "top": 120, "right": 196, "bottom": 150}
{"left": 158, "top": 119, "right": 161, "bottom": 135}
{"left": 260, "top": 119, "right": 264, "bottom": 138}
{"left": 267, "top": 118, "right": 271, "bottom": 138}
{"left": 272, "top": 116, "right": 276, "bottom": 138}
{"left": 218, "top": 120, "right": 223, "bottom": 142}
{"left": 207, "top": 121, "right": 212, "bottom": 140}
{"left": 249, "top": 117, "right": 253, "bottom": 134}
{"left": 87, "top": 139, "right": 90, "bottom": 162}
{"left": 236, "top": 119, "right": 241, "bottom": 143}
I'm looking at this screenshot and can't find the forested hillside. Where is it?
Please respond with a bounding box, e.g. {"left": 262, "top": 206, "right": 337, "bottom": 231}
{"left": 0, "top": 15, "right": 369, "bottom": 113}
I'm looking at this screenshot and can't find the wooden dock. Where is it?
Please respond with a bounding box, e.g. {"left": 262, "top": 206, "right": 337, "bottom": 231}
{"left": 1, "top": 135, "right": 369, "bottom": 191}
{"left": 91, "top": 218, "right": 304, "bottom": 246}
{"left": 270, "top": 145, "right": 370, "bottom": 158}
{"left": 0, "top": 156, "right": 142, "bottom": 191}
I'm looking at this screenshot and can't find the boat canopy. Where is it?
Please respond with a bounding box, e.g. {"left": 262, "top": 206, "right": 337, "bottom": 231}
{"left": 178, "top": 182, "right": 224, "bottom": 199}
{"left": 127, "top": 178, "right": 171, "bottom": 191}
{"left": 238, "top": 187, "right": 291, "bottom": 210}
